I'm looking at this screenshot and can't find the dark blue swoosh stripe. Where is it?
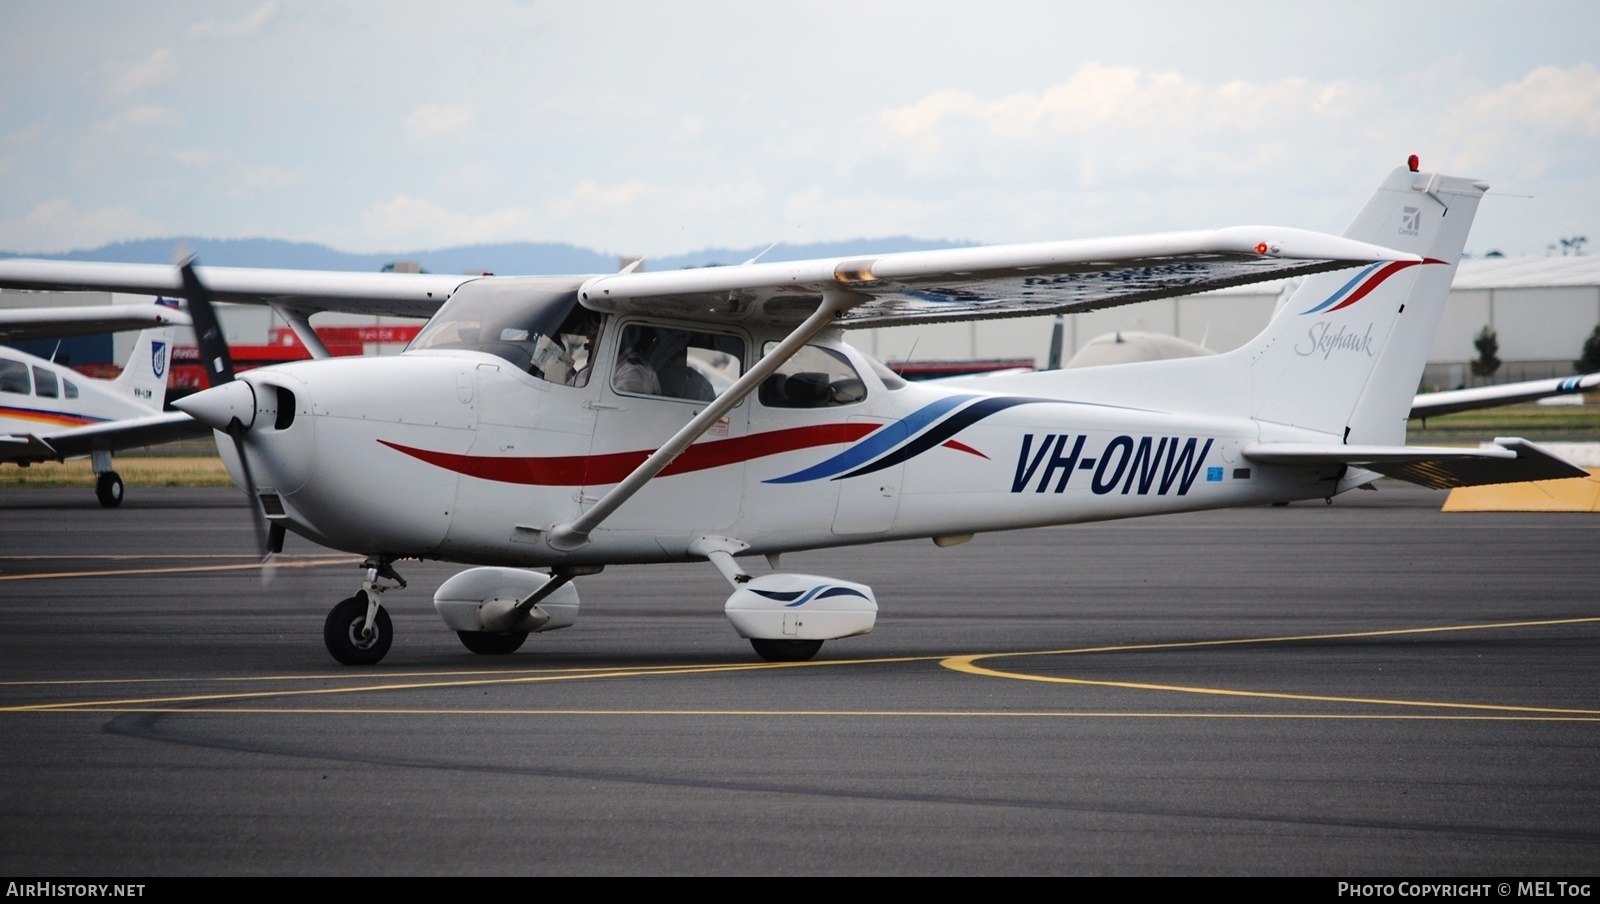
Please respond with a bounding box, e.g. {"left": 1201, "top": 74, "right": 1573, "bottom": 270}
{"left": 750, "top": 585, "right": 872, "bottom": 607}
{"left": 835, "top": 396, "right": 1041, "bottom": 479}
{"left": 762, "top": 394, "right": 978, "bottom": 484}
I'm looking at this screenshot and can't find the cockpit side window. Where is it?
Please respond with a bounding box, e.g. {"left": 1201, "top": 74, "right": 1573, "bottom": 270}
{"left": 0, "top": 359, "right": 29, "bottom": 395}
{"left": 537, "top": 305, "right": 603, "bottom": 387}
{"left": 756, "top": 343, "right": 867, "bottom": 409}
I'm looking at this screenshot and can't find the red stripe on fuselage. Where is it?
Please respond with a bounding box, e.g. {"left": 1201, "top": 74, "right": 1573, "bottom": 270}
{"left": 941, "top": 439, "right": 988, "bottom": 458}
{"left": 379, "top": 422, "right": 881, "bottom": 486}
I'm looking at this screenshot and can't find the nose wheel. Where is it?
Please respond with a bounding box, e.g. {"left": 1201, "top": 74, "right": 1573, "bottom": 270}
{"left": 324, "top": 593, "right": 393, "bottom": 665}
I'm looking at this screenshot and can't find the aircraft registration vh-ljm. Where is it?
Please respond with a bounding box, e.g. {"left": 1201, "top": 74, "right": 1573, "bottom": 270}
{"left": 0, "top": 159, "right": 1583, "bottom": 665}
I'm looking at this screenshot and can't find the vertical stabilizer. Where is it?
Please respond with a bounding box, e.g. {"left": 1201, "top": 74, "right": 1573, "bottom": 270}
{"left": 1243, "top": 165, "right": 1485, "bottom": 445}
{"left": 111, "top": 325, "right": 176, "bottom": 411}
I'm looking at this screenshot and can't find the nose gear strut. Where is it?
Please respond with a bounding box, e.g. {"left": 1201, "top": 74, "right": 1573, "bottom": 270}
{"left": 323, "top": 558, "right": 407, "bottom": 665}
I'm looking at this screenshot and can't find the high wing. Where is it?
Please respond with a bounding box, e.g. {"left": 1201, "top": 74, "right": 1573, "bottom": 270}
{"left": 0, "top": 260, "right": 472, "bottom": 318}
{"left": 540, "top": 228, "right": 1411, "bottom": 548}
{"left": 1, "top": 227, "right": 1412, "bottom": 326}
{"left": 0, "top": 302, "right": 191, "bottom": 341}
{"left": 1242, "top": 438, "right": 1588, "bottom": 490}
{"left": 577, "top": 227, "right": 1416, "bottom": 328}
{"left": 1412, "top": 373, "right": 1600, "bottom": 420}
{"left": 0, "top": 411, "right": 206, "bottom": 465}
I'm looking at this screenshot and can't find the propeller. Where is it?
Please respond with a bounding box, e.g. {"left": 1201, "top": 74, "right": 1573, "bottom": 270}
{"left": 176, "top": 258, "right": 279, "bottom": 583}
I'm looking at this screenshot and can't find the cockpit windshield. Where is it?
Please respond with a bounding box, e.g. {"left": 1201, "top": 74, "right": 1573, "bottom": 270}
{"left": 407, "top": 277, "right": 602, "bottom": 386}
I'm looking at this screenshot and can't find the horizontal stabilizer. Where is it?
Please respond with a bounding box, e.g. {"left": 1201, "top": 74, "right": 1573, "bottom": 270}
{"left": 1242, "top": 437, "right": 1588, "bottom": 489}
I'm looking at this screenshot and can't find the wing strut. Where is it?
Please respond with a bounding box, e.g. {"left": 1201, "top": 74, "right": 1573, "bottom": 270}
{"left": 545, "top": 287, "right": 866, "bottom": 551}
{"left": 268, "top": 303, "right": 331, "bottom": 360}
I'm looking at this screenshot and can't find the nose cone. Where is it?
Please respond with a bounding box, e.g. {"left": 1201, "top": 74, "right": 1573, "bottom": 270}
{"left": 174, "top": 380, "right": 257, "bottom": 431}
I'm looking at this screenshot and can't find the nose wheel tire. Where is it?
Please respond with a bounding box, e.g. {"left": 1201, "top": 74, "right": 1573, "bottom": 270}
{"left": 456, "top": 631, "right": 528, "bottom": 655}
{"left": 324, "top": 594, "right": 393, "bottom": 665}
{"left": 750, "top": 638, "right": 823, "bottom": 662}
{"left": 95, "top": 471, "right": 124, "bottom": 508}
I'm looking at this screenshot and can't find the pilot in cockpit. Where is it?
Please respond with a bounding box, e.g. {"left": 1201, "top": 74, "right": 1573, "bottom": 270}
{"left": 612, "top": 328, "right": 662, "bottom": 395}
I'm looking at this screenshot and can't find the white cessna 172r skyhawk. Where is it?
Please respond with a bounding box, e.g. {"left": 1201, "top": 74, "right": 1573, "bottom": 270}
{"left": 0, "top": 160, "right": 1583, "bottom": 664}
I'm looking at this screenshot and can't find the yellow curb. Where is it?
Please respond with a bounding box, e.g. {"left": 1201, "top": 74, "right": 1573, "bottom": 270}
{"left": 1442, "top": 469, "right": 1600, "bottom": 512}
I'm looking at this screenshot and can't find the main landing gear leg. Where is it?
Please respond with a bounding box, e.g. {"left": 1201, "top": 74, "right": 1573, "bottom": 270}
{"left": 324, "top": 558, "right": 406, "bottom": 666}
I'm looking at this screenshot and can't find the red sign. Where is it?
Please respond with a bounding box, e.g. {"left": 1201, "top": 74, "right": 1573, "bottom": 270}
{"left": 267, "top": 325, "right": 422, "bottom": 346}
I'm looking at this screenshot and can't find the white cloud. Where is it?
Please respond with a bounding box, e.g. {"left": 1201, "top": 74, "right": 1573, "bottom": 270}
{"left": 0, "top": 200, "right": 164, "bottom": 254}
{"left": 546, "top": 180, "right": 651, "bottom": 217}
{"left": 1455, "top": 63, "right": 1600, "bottom": 134}
{"left": 107, "top": 48, "right": 178, "bottom": 98}
{"left": 174, "top": 148, "right": 223, "bottom": 167}
{"left": 93, "top": 105, "right": 183, "bottom": 135}
{"left": 312, "top": 195, "right": 534, "bottom": 251}
{"left": 404, "top": 105, "right": 475, "bottom": 141}
{"left": 871, "top": 63, "right": 1360, "bottom": 189}
{"left": 438, "top": 161, "right": 504, "bottom": 194}
{"left": 1441, "top": 64, "right": 1600, "bottom": 182}
{"left": 229, "top": 165, "right": 298, "bottom": 197}
{"left": 186, "top": 3, "right": 278, "bottom": 40}
{"left": 4, "top": 124, "right": 44, "bottom": 148}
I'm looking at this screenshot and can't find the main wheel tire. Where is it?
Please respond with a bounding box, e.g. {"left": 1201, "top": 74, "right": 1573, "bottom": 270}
{"left": 95, "top": 471, "right": 124, "bottom": 508}
{"left": 750, "top": 638, "right": 824, "bottom": 662}
{"left": 324, "top": 594, "right": 393, "bottom": 665}
{"left": 456, "top": 630, "right": 528, "bottom": 655}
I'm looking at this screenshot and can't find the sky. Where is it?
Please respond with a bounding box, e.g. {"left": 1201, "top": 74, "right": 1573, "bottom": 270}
{"left": 1, "top": 1, "right": 1597, "bottom": 261}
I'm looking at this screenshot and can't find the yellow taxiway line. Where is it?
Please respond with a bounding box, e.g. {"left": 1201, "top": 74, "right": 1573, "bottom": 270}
{"left": 1, "top": 617, "right": 1594, "bottom": 720}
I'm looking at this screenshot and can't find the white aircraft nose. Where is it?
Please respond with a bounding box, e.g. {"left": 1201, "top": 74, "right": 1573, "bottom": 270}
{"left": 174, "top": 380, "right": 257, "bottom": 431}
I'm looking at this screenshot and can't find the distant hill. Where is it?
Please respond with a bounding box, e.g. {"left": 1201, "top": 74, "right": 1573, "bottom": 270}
{"left": 1, "top": 236, "right": 975, "bottom": 275}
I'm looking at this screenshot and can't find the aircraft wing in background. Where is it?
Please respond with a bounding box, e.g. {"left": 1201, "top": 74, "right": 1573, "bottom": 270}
{"left": 1411, "top": 373, "right": 1600, "bottom": 419}
{"left": 0, "top": 302, "right": 190, "bottom": 341}
{"left": 0, "top": 260, "right": 474, "bottom": 319}
{"left": 0, "top": 411, "right": 206, "bottom": 465}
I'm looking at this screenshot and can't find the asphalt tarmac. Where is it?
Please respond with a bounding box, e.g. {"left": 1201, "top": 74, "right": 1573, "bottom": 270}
{"left": 0, "top": 485, "right": 1595, "bottom": 876}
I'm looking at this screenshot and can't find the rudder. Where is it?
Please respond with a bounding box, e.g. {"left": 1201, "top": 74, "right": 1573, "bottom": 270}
{"left": 1243, "top": 164, "right": 1486, "bottom": 445}
{"left": 111, "top": 325, "right": 177, "bottom": 411}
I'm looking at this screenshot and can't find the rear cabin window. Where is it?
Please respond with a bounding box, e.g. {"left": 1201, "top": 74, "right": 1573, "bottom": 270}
{"left": 757, "top": 344, "right": 866, "bottom": 409}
